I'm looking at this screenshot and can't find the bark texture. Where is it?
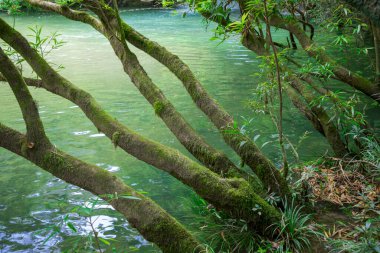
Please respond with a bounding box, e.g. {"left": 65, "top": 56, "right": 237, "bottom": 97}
{"left": 26, "top": 0, "right": 288, "bottom": 198}
{"left": 0, "top": 47, "right": 202, "bottom": 252}
{"left": 197, "top": 1, "right": 352, "bottom": 157}
{"left": 121, "top": 22, "right": 289, "bottom": 196}
{"left": 0, "top": 17, "right": 280, "bottom": 228}
{"left": 26, "top": 0, "right": 241, "bottom": 185}
{"left": 0, "top": 124, "right": 202, "bottom": 253}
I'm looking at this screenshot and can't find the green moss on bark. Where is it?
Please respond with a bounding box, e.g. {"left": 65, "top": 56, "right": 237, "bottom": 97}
{"left": 153, "top": 101, "right": 165, "bottom": 115}
{"left": 112, "top": 131, "right": 121, "bottom": 148}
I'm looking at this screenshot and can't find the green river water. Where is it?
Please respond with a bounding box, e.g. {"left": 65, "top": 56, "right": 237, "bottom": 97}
{"left": 0, "top": 7, "right": 378, "bottom": 253}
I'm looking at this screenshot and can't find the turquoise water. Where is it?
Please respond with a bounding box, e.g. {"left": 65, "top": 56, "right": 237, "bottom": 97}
{"left": 0, "top": 8, "right": 377, "bottom": 252}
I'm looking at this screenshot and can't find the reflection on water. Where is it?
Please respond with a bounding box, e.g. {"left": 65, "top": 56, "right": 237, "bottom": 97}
{"left": 0, "top": 7, "right": 378, "bottom": 253}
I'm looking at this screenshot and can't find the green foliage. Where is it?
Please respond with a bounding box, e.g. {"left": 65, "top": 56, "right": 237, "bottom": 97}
{"left": 248, "top": 50, "right": 303, "bottom": 166}
{"left": 269, "top": 199, "right": 322, "bottom": 252}
{"left": 1, "top": 25, "right": 65, "bottom": 73}
{"left": 225, "top": 12, "right": 249, "bottom": 34}
{"left": 346, "top": 126, "right": 380, "bottom": 178}
{"left": 186, "top": 193, "right": 259, "bottom": 252}
{"left": 28, "top": 25, "right": 66, "bottom": 59}
{"left": 162, "top": 0, "right": 175, "bottom": 7}
{"left": 0, "top": 0, "right": 22, "bottom": 15}
{"left": 322, "top": 3, "right": 366, "bottom": 33}
{"left": 55, "top": 0, "right": 83, "bottom": 7}
{"left": 309, "top": 89, "right": 374, "bottom": 154}
{"left": 35, "top": 190, "right": 145, "bottom": 252}
{"left": 359, "top": 138, "right": 380, "bottom": 176}
{"left": 246, "top": 0, "right": 276, "bottom": 18}
{"left": 36, "top": 196, "right": 123, "bottom": 252}
{"left": 189, "top": 193, "right": 322, "bottom": 253}
{"left": 332, "top": 34, "right": 349, "bottom": 46}
{"left": 299, "top": 61, "right": 335, "bottom": 79}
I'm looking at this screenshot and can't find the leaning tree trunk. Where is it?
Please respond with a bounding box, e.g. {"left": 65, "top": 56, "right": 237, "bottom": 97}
{"left": 25, "top": 0, "right": 266, "bottom": 193}
{"left": 0, "top": 124, "right": 203, "bottom": 253}
{"left": 0, "top": 17, "right": 281, "bottom": 230}
{"left": 25, "top": 0, "right": 289, "bottom": 199}
{"left": 286, "top": 75, "right": 349, "bottom": 156}
{"left": 372, "top": 23, "right": 380, "bottom": 86}
{"left": 197, "top": 1, "right": 352, "bottom": 157}
{"left": 0, "top": 47, "right": 203, "bottom": 252}
{"left": 268, "top": 14, "right": 380, "bottom": 103}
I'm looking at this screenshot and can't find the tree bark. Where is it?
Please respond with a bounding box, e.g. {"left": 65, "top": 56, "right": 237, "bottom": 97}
{"left": 0, "top": 124, "right": 203, "bottom": 253}
{"left": 195, "top": 1, "right": 352, "bottom": 157}
{"left": 24, "top": 0, "right": 240, "bottom": 187}
{"left": 0, "top": 46, "right": 203, "bottom": 252}
{"left": 269, "top": 15, "right": 380, "bottom": 103}
{"left": 0, "top": 17, "right": 281, "bottom": 229}
{"left": 372, "top": 23, "right": 380, "bottom": 86}
{"left": 26, "top": 0, "right": 289, "bottom": 200}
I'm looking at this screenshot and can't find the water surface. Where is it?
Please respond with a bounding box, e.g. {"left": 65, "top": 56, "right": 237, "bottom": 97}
{"left": 0, "top": 8, "right": 377, "bottom": 252}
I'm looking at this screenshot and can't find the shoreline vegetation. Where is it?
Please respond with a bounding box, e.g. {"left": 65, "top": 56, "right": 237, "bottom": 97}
{"left": 0, "top": 0, "right": 379, "bottom": 252}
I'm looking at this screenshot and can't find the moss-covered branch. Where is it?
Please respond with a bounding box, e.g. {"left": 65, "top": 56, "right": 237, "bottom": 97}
{"left": 27, "top": 0, "right": 104, "bottom": 33}
{"left": 0, "top": 17, "right": 280, "bottom": 228}
{"left": 268, "top": 15, "right": 380, "bottom": 103}
{"left": 25, "top": 0, "right": 289, "bottom": 196}
{"left": 0, "top": 123, "right": 203, "bottom": 253}
{"left": 120, "top": 10, "right": 289, "bottom": 197}
{"left": 25, "top": 0, "right": 244, "bottom": 182}
{"left": 197, "top": 2, "right": 349, "bottom": 157}
{"left": 0, "top": 46, "right": 49, "bottom": 148}
{"left": 0, "top": 46, "right": 203, "bottom": 252}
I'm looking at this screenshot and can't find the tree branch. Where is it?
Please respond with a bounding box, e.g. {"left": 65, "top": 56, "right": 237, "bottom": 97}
{"left": 0, "top": 17, "right": 280, "bottom": 229}
{"left": 25, "top": 0, "right": 290, "bottom": 198}
{"left": 268, "top": 14, "right": 380, "bottom": 103}
{"left": 0, "top": 46, "right": 49, "bottom": 148}
{"left": 26, "top": 0, "right": 244, "bottom": 180}
{"left": 0, "top": 123, "right": 203, "bottom": 253}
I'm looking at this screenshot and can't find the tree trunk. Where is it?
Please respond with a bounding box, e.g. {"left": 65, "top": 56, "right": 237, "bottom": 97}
{"left": 0, "top": 124, "right": 202, "bottom": 253}
{"left": 269, "top": 15, "right": 380, "bottom": 103}
{"left": 372, "top": 23, "right": 380, "bottom": 86}
{"left": 26, "top": 0, "right": 289, "bottom": 200}
{"left": 0, "top": 17, "right": 281, "bottom": 229}
{"left": 286, "top": 75, "right": 349, "bottom": 157}
{"left": 122, "top": 22, "right": 289, "bottom": 196}
{"left": 24, "top": 0, "right": 240, "bottom": 186}
{"left": 284, "top": 84, "right": 325, "bottom": 135}
{"left": 0, "top": 46, "right": 203, "bottom": 252}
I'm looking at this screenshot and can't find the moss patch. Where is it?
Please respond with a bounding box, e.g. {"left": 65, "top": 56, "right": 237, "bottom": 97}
{"left": 112, "top": 131, "right": 121, "bottom": 148}
{"left": 153, "top": 101, "right": 165, "bottom": 115}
